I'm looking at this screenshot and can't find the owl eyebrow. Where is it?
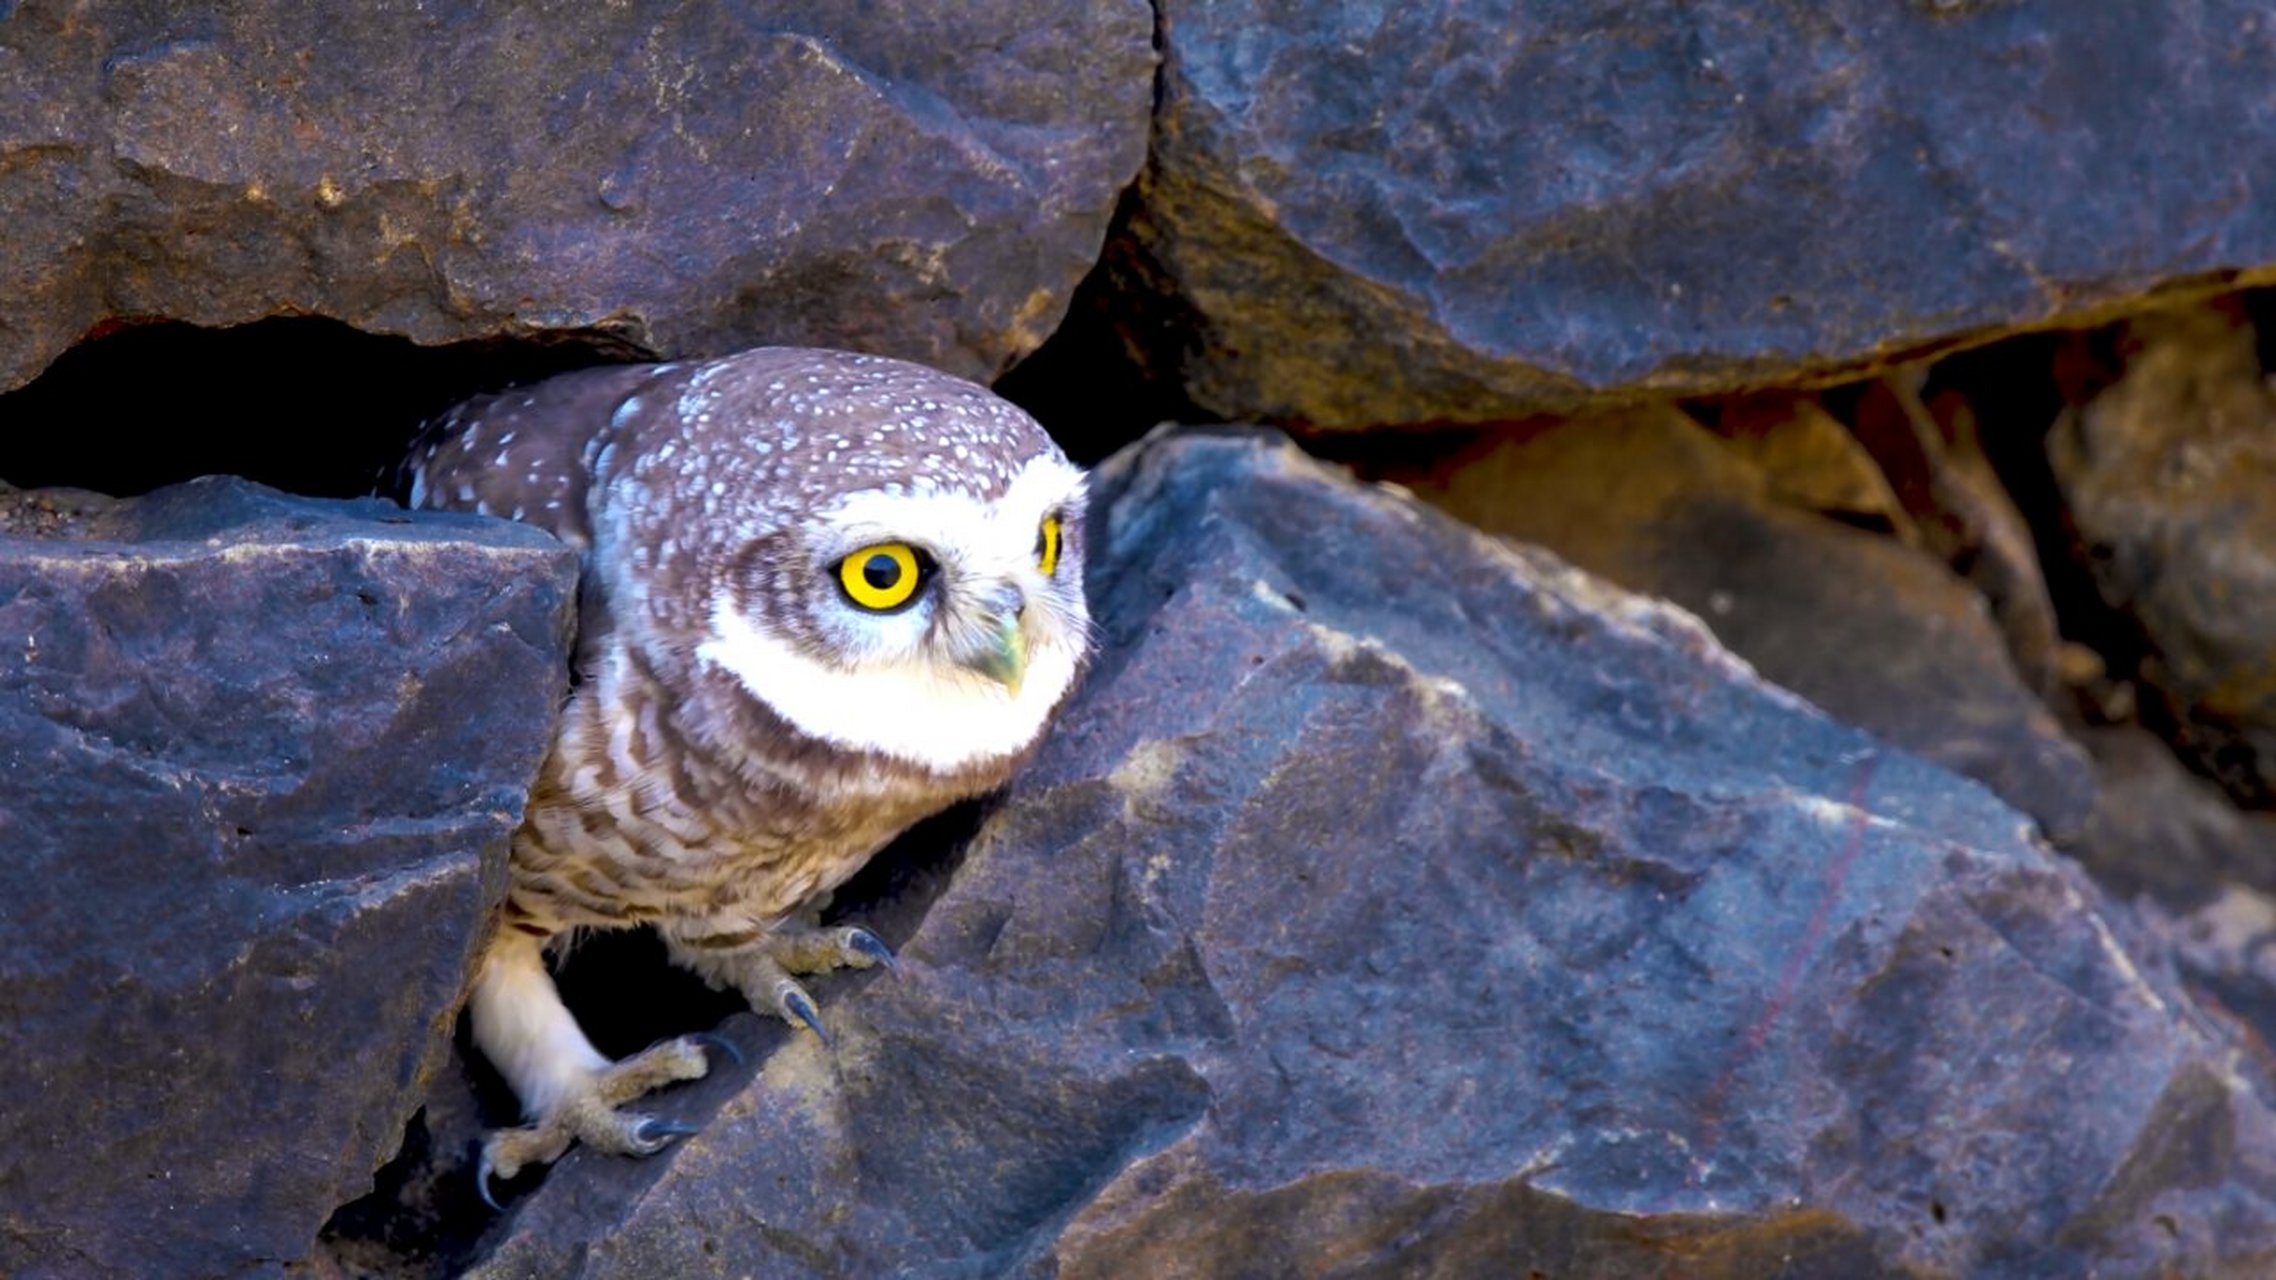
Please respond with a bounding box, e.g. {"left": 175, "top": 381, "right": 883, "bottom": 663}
{"left": 819, "top": 458, "right": 1083, "bottom": 532}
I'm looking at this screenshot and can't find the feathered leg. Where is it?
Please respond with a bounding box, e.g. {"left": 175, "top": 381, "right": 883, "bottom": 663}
{"left": 468, "top": 928, "right": 719, "bottom": 1203}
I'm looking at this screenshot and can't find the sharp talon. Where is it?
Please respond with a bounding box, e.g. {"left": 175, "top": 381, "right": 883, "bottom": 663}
{"left": 633, "top": 1117, "right": 702, "bottom": 1144}
{"left": 476, "top": 1145, "right": 505, "bottom": 1213}
{"left": 846, "top": 927, "right": 898, "bottom": 972}
{"left": 782, "top": 984, "right": 830, "bottom": 1045}
{"left": 690, "top": 1031, "right": 744, "bottom": 1066}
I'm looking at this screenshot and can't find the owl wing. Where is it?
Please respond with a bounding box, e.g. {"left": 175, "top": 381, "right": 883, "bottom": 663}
{"left": 396, "top": 362, "right": 678, "bottom": 552}
{"left": 397, "top": 361, "right": 688, "bottom": 676}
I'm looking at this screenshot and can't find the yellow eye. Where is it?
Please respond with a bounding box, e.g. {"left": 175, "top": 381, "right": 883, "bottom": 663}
{"left": 838, "top": 542, "right": 923, "bottom": 611}
{"left": 1037, "top": 513, "right": 1063, "bottom": 577}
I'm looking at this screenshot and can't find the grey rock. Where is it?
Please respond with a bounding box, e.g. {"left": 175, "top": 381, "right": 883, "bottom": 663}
{"left": 2049, "top": 300, "right": 2276, "bottom": 802}
{"left": 1382, "top": 403, "right": 2096, "bottom": 841}
{"left": 2071, "top": 724, "right": 2276, "bottom": 1063}
{"left": 1125, "top": 1, "right": 2276, "bottom": 428}
{"left": 0, "top": 2, "right": 1155, "bottom": 392}
{"left": 2072, "top": 725, "right": 2276, "bottom": 910}
{"left": 0, "top": 478, "right": 577, "bottom": 1279}
{"left": 466, "top": 429, "right": 2276, "bottom": 1278}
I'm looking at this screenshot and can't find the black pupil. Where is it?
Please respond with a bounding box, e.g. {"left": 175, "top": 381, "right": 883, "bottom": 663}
{"left": 862, "top": 554, "right": 902, "bottom": 590}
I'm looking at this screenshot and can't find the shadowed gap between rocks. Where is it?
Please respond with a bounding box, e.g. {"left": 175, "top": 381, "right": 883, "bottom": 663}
{"left": 995, "top": 187, "right": 1220, "bottom": 466}
{"left": 0, "top": 304, "right": 1187, "bottom": 500}
{"left": 0, "top": 315, "right": 650, "bottom": 499}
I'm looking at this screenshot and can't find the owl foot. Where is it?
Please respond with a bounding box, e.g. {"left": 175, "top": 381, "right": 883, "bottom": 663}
{"left": 744, "top": 924, "right": 898, "bottom": 1046}
{"left": 476, "top": 1033, "right": 718, "bottom": 1209}
{"left": 768, "top": 923, "right": 898, "bottom": 974}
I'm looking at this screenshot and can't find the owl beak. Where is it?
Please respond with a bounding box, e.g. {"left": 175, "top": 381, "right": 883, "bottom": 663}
{"left": 962, "top": 612, "right": 1028, "bottom": 697}
{"left": 953, "top": 583, "right": 1029, "bottom": 696}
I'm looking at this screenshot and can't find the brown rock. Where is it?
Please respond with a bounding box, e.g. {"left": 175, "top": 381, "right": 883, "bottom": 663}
{"left": 1383, "top": 404, "right": 2095, "bottom": 839}
{"left": 2072, "top": 726, "right": 2276, "bottom": 908}
{"left": 0, "top": 2, "right": 1155, "bottom": 392}
{"left": 2049, "top": 300, "right": 2276, "bottom": 800}
{"left": 1851, "top": 375, "right": 2067, "bottom": 697}
{"left": 1713, "top": 394, "right": 1912, "bottom": 535}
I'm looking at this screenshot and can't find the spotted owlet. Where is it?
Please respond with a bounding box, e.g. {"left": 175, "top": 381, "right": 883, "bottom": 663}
{"left": 397, "top": 348, "right": 1091, "bottom": 1195}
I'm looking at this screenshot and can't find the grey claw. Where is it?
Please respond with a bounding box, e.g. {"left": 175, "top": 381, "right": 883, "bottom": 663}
{"left": 782, "top": 985, "right": 831, "bottom": 1046}
{"left": 689, "top": 1031, "right": 744, "bottom": 1066}
{"left": 846, "top": 927, "right": 898, "bottom": 972}
{"left": 475, "top": 1147, "right": 505, "bottom": 1213}
{"left": 633, "top": 1117, "right": 702, "bottom": 1145}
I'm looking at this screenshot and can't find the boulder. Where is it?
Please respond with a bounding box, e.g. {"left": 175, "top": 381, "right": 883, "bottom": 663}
{"left": 0, "top": 1, "right": 1156, "bottom": 392}
{"left": 2048, "top": 300, "right": 2276, "bottom": 802}
{"left": 460, "top": 429, "right": 2276, "bottom": 1278}
{"left": 1124, "top": 2, "right": 2276, "bottom": 427}
{"left": 0, "top": 478, "right": 576, "bottom": 1278}
{"left": 1380, "top": 404, "right": 2095, "bottom": 840}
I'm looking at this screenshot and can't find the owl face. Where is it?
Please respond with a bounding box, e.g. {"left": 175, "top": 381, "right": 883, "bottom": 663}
{"left": 577, "top": 348, "right": 1091, "bottom": 776}
{"left": 697, "top": 453, "right": 1091, "bottom": 774}
{"left": 792, "top": 455, "right": 1087, "bottom": 685}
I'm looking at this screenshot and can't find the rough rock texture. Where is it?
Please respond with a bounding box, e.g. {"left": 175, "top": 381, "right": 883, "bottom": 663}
{"left": 1379, "top": 404, "right": 2096, "bottom": 840}
{"left": 0, "top": 1, "right": 1155, "bottom": 392}
{"left": 2049, "top": 300, "right": 2276, "bottom": 801}
{"left": 1126, "top": 2, "right": 2276, "bottom": 428}
{"left": 0, "top": 478, "right": 576, "bottom": 1279}
{"left": 459, "top": 429, "right": 2276, "bottom": 1278}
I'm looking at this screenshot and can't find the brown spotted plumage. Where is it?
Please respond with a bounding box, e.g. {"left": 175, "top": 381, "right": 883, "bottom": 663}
{"left": 397, "top": 348, "right": 1091, "bottom": 1194}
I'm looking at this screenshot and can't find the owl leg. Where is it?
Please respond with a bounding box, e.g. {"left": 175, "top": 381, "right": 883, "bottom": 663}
{"left": 666, "top": 922, "right": 896, "bottom": 1045}
{"left": 468, "top": 929, "right": 716, "bottom": 1202}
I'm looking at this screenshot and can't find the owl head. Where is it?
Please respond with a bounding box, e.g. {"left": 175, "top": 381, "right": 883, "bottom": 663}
{"left": 592, "top": 349, "right": 1091, "bottom": 776}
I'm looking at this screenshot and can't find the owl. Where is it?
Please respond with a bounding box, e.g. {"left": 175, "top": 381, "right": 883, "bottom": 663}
{"left": 396, "top": 348, "right": 1092, "bottom": 1199}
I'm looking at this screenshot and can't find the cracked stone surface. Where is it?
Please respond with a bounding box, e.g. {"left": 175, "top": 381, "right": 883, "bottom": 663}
{"left": 445, "top": 429, "right": 2276, "bottom": 1278}
{"left": 0, "top": 477, "right": 575, "bottom": 1279}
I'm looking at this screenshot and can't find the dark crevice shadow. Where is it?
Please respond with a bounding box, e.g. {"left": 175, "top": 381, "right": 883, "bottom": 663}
{"left": 0, "top": 315, "right": 647, "bottom": 500}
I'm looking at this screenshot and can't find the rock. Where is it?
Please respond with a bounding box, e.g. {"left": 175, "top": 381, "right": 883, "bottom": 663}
{"left": 1123, "top": 2, "right": 2276, "bottom": 428}
{"left": 2048, "top": 300, "right": 2276, "bottom": 802}
{"left": 0, "top": 478, "right": 577, "bottom": 1279}
{"left": 2069, "top": 724, "right": 2276, "bottom": 1057}
{"left": 1850, "top": 375, "right": 2066, "bottom": 699}
{"left": 0, "top": 1, "right": 1155, "bottom": 392}
{"left": 1712, "top": 393, "right": 1912, "bottom": 535}
{"left": 2139, "top": 884, "right": 2276, "bottom": 1065}
{"left": 2071, "top": 726, "right": 2276, "bottom": 909}
{"left": 464, "top": 428, "right": 2275, "bottom": 1277}
{"left": 1379, "top": 404, "right": 2095, "bottom": 840}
